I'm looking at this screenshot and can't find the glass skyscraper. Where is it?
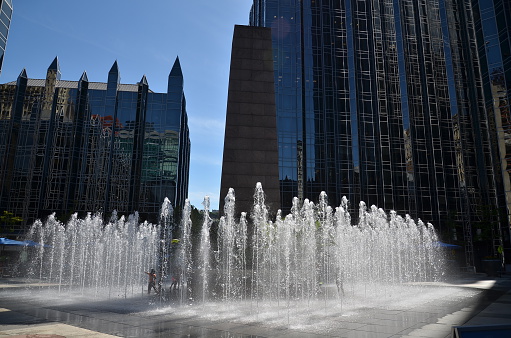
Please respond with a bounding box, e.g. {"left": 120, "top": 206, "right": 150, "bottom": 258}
{"left": 468, "top": 0, "right": 511, "bottom": 262}
{"left": 0, "top": 0, "right": 12, "bottom": 74}
{"left": 249, "top": 0, "right": 509, "bottom": 267}
{"left": 0, "top": 57, "right": 190, "bottom": 233}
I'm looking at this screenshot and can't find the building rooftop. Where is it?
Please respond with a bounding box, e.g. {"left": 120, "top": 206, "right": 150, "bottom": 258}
{"left": 3, "top": 79, "right": 154, "bottom": 93}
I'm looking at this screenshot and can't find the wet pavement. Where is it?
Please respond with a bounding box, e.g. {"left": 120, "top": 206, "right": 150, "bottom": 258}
{"left": 0, "top": 274, "right": 510, "bottom": 337}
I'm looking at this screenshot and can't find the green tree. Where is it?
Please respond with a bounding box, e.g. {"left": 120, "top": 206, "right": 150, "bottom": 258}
{"left": 0, "top": 211, "right": 23, "bottom": 235}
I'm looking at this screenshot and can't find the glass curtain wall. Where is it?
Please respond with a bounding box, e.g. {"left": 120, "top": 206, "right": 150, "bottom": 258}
{"left": 250, "top": 0, "right": 460, "bottom": 231}
{"left": 0, "top": 58, "right": 190, "bottom": 230}
{"left": 0, "top": 0, "right": 12, "bottom": 74}
{"left": 471, "top": 0, "right": 511, "bottom": 255}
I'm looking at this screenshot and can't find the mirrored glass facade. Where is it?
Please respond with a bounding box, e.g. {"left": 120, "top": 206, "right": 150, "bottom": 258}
{"left": 0, "top": 0, "right": 12, "bottom": 74}
{"left": 0, "top": 57, "right": 190, "bottom": 233}
{"left": 250, "top": 0, "right": 509, "bottom": 266}
{"left": 469, "top": 0, "right": 511, "bottom": 261}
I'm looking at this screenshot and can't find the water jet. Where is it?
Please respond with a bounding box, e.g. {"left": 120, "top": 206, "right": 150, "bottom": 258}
{"left": 18, "top": 183, "right": 447, "bottom": 330}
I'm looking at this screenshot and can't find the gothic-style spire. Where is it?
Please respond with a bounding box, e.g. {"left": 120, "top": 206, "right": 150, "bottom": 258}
{"left": 47, "top": 56, "right": 61, "bottom": 81}
{"left": 79, "top": 70, "right": 89, "bottom": 83}
{"left": 109, "top": 60, "right": 119, "bottom": 74}
{"left": 78, "top": 71, "right": 88, "bottom": 91}
{"left": 48, "top": 56, "right": 59, "bottom": 72}
{"left": 108, "top": 60, "right": 120, "bottom": 85}
{"left": 18, "top": 68, "right": 27, "bottom": 79}
{"left": 169, "top": 56, "right": 182, "bottom": 78}
{"left": 139, "top": 74, "right": 148, "bottom": 86}
{"left": 168, "top": 56, "right": 183, "bottom": 95}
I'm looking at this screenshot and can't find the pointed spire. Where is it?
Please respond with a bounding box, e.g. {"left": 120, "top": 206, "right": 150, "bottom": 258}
{"left": 107, "top": 60, "right": 120, "bottom": 87}
{"left": 78, "top": 71, "right": 89, "bottom": 91}
{"left": 109, "top": 60, "right": 119, "bottom": 74}
{"left": 79, "top": 71, "right": 89, "bottom": 83}
{"left": 18, "top": 68, "right": 27, "bottom": 79}
{"left": 168, "top": 56, "right": 183, "bottom": 95}
{"left": 16, "top": 68, "right": 28, "bottom": 87}
{"left": 169, "top": 56, "right": 183, "bottom": 77}
{"left": 139, "top": 74, "right": 148, "bottom": 86}
{"left": 47, "top": 56, "right": 61, "bottom": 81}
{"left": 48, "top": 56, "right": 59, "bottom": 72}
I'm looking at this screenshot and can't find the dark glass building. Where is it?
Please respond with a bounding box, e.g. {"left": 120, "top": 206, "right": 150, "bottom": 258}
{"left": 0, "top": 57, "right": 190, "bottom": 234}
{"left": 467, "top": 0, "right": 511, "bottom": 263}
{"left": 250, "top": 0, "right": 459, "bottom": 223}
{"left": 247, "top": 0, "right": 510, "bottom": 267}
{"left": 0, "top": 0, "right": 12, "bottom": 74}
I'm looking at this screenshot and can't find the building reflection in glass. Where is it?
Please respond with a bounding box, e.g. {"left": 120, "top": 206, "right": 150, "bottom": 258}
{"left": 0, "top": 57, "right": 190, "bottom": 231}
{"left": 249, "top": 0, "right": 510, "bottom": 266}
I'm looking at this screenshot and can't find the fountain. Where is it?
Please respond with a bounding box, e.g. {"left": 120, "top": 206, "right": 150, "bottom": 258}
{"left": 193, "top": 183, "right": 445, "bottom": 305}
{"left": 20, "top": 210, "right": 162, "bottom": 298}
{"left": 17, "top": 183, "right": 447, "bottom": 329}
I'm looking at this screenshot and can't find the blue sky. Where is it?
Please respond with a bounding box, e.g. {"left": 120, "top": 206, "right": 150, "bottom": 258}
{"left": 1, "top": 0, "right": 253, "bottom": 210}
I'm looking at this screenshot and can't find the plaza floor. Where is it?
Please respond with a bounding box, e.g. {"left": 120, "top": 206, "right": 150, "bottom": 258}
{"left": 0, "top": 273, "right": 510, "bottom": 338}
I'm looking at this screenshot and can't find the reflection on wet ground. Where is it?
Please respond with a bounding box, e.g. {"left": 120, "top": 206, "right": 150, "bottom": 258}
{"left": 0, "top": 274, "right": 510, "bottom": 338}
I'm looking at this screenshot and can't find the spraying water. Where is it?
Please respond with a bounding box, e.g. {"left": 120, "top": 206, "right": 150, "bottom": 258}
{"left": 22, "top": 212, "right": 160, "bottom": 298}
{"left": 208, "top": 183, "right": 444, "bottom": 306}
{"left": 21, "top": 183, "right": 444, "bottom": 309}
{"left": 199, "top": 196, "right": 212, "bottom": 304}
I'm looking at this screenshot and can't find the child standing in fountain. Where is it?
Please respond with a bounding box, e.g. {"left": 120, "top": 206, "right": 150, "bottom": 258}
{"left": 145, "top": 269, "right": 158, "bottom": 295}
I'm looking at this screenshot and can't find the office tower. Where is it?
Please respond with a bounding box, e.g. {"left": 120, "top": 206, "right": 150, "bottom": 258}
{"left": 220, "top": 25, "right": 280, "bottom": 215}
{"left": 244, "top": 0, "right": 509, "bottom": 267}
{"left": 0, "top": 0, "right": 12, "bottom": 74}
{"left": 467, "top": 0, "right": 511, "bottom": 261}
{"left": 0, "top": 57, "right": 190, "bottom": 234}
{"left": 249, "top": 0, "right": 459, "bottom": 223}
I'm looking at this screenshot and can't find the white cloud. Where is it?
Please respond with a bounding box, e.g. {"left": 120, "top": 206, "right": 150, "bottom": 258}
{"left": 189, "top": 116, "right": 225, "bottom": 138}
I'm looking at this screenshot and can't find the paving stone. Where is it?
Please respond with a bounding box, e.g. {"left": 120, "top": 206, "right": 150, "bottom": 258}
{"left": 0, "top": 322, "right": 117, "bottom": 337}
{"left": 328, "top": 322, "right": 366, "bottom": 331}
{"left": 273, "top": 330, "right": 339, "bottom": 338}
{"left": 406, "top": 328, "right": 451, "bottom": 338}
{"left": 341, "top": 330, "right": 394, "bottom": 338}
{"left": 415, "top": 323, "right": 453, "bottom": 332}
{"left": 436, "top": 311, "right": 471, "bottom": 326}
{"left": 225, "top": 325, "right": 286, "bottom": 337}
